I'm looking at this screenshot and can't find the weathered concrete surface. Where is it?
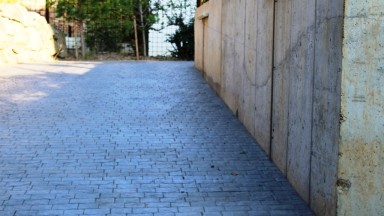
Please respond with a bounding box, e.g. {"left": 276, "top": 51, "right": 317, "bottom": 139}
{"left": 194, "top": 3, "right": 205, "bottom": 72}
{"left": 195, "top": 0, "right": 273, "bottom": 154}
{"left": 204, "top": 0, "right": 221, "bottom": 94}
{"left": 249, "top": 0, "right": 273, "bottom": 154}
{"left": 285, "top": 0, "right": 315, "bottom": 203}
{"left": 271, "top": 0, "right": 292, "bottom": 176}
{"left": 195, "top": 0, "right": 344, "bottom": 215}
{"left": 220, "top": 0, "right": 242, "bottom": 118}
{"left": 241, "top": 0, "right": 258, "bottom": 139}
{"left": 270, "top": 0, "right": 342, "bottom": 211}
{"left": 195, "top": 0, "right": 384, "bottom": 215}
{"left": 310, "top": 0, "right": 343, "bottom": 215}
{"left": 194, "top": 0, "right": 222, "bottom": 93}
{"left": 271, "top": 2, "right": 342, "bottom": 210}
{"left": 338, "top": 1, "right": 384, "bottom": 215}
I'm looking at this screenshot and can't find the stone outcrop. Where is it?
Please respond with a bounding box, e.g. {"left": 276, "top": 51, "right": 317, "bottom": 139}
{"left": 19, "top": 0, "right": 46, "bottom": 11}
{"left": 0, "top": 0, "right": 46, "bottom": 11}
{"left": 0, "top": 3, "right": 56, "bottom": 64}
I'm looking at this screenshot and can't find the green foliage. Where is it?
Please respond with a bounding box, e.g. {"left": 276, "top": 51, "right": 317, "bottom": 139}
{"left": 167, "top": 16, "right": 194, "bottom": 60}
{"left": 83, "top": 0, "right": 135, "bottom": 52}
{"left": 48, "top": 0, "right": 161, "bottom": 53}
{"left": 163, "top": 0, "right": 194, "bottom": 60}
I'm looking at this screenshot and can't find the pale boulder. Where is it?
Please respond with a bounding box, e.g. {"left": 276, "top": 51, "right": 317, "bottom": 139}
{"left": 20, "top": 0, "right": 46, "bottom": 11}
{"left": 12, "top": 22, "right": 27, "bottom": 46}
{"left": 25, "top": 27, "right": 42, "bottom": 51}
{"left": 15, "top": 50, "right": 32, "bottom": 63}
{"left": 0, "top": 4, "right": 56, "bottom": 64}
{"left": 0, "top": 18, "right": 12, "bottom": 49}
{"left": 1, "top": 48, "right": 18, "bottom": 64}
{"left": 0, "top": 3, "right": 28, "bottom": 23}
{"left": 0, "top": 16, "right": 15, "bottom": 36}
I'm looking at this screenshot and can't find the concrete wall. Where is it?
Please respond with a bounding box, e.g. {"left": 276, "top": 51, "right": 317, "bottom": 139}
{"left": 195, "top": 0, "right": 273, "bottom": 154}
{"left": 310, "top": 1, "right": 344, "bottom": 214}
{"left": 338, "top": 1, "right": 384, "bottom": 215}
{"left": 195, "top": 0, "right": 344, "bottom": 215}
{"left": 272, "top": 1, "right": 344, "bottom": 215}
{"left": 194, "top": 1, "right": 222, "bottom": 93}
{"left": 272, "top": 0, "right": 317, "bottom": 203}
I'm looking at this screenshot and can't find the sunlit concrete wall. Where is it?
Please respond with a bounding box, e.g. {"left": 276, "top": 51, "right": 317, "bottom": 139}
{"left": 195, "top": 0, "right": 273, "bottom": 154}
{"left": 194, "top": 1, "right": 222, "bottom": 94}
{"left": 338, "top": 1, "right": 384, "bottom": 215}
{"left": 195, "top": 1, "right": 342, "bottom": 214}
{"left": 195, "top": 0, "right": 383, "bottom": 215}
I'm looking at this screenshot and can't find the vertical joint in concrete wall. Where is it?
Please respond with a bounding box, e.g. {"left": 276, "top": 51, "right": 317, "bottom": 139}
{"left": 269, "top": 0, "right": 277, "bottom": 160}
{"left": 308, "top": 0, "right": 318, "bottom": 206}
{"left": 202, "top": 20, "right": 205, "bottom": 77}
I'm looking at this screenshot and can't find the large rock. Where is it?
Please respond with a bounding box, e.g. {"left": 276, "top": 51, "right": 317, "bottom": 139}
{"left": 0, "top": 48, "right": 18, "bottom": 64}
{"left": 25, "top": 27, "right": 42, "bottom": 51}
{"left": 12, "top": 22, "right": 27, "bottom": 46}
{"left": 0, "top": 18, "right": 12, "bottom": 49}
{"left": 0, "top": 3, "right": 55, "bottom": 64}
{"left": 0, "top": 16, "right": 15, "bottom": 36}
{"left": 20, "top": 0, "right": 46, "bottom": 11}
{"left": 0, "top": 3, "right": 29, "bottom": 24}
{"left": 15, "top": 50, "right": 32, "bottom": 63}
{"left": 0, "top": 1, "right": 47, "bottom": 11}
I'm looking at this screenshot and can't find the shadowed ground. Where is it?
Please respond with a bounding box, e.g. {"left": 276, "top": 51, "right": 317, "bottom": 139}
{"left": 0, "top": 61, "right": 313, "bottom": 216}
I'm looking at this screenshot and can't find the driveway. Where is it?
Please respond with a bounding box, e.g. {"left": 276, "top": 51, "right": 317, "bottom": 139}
{"left": 0, "top": 61, "right": 313, "bottom": 216}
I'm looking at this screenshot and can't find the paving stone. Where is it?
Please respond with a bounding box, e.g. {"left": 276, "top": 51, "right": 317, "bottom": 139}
{"left": 83, "top": 208, "right": 111, "bottom": 215}
{"left": 37, "top": 210, "right": 65, "bottom": 216}
{"left": 0, "top": 61, "right": 313, "bottom": 215}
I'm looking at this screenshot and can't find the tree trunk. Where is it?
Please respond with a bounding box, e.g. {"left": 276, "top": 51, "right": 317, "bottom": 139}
{"left": 74, "top": 21, "right": 79, "bottom": 60}
{"left": 139, "top": 0, "right": 147, "bottom": 57}
{"left": 133, "top": 16, "right": 140, "bottom": 60}
{"left": 80, "top": 21, "right": 85, "bottom": 58}
{"left": 45, "top": 5, "right": 50, "bottom": 23}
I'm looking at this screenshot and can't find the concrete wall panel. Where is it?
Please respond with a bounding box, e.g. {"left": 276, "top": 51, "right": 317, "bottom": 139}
{"left": 338, "top": 1, "right": 384, "bottom": 215}
{"left": 194, "top": 4, "right": 206, "bottom": 71}
{"left": 241, "top": 0, "right": 258, "bottom": 137}
{"left": 286, "top": 0, "right": 316, "bottom": 202}
{"left": 233, "top": 0, "right": 246, "bottom": 119}
{"left": 310, "top": 0, "right": 343, "bottom": 215}
{"left": 271, "top": 0, "right": 292, "bottom": 176}
{"left": 203, "top": 0, "right": 222, "bottom": 92}
{"left": 253, "top": 0, "right": 273, "bottom": 153}
{"left": 220, "top": 0, "right": 240, "bottom": 114}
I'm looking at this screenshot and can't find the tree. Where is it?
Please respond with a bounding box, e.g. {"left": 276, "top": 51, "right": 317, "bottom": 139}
{"left": 134, "top": 0, "right": 161, "bottom": 57}
{"left": 50, "top": 0, "right": 87, "bottom": 58}
{"left": 167, "top": 16, "right": 194, "bottom": 60}
{"left": 48, "top": 0, "right": 161, "bottom": 56}
{"left": 164, "top": 0, "right": 195, "bottom": 60}
{"left": 83, "top": 0, "right": 135, "bottom": 52}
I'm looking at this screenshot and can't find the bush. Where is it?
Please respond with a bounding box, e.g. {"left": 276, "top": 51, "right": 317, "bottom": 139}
{"left": 167, "top": 16, "right": 194, "bottom": 60}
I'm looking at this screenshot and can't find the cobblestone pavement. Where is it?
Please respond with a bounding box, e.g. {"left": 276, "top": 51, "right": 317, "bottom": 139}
{"left": 0, "top": 61, "right": 314, "bottom": 216}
